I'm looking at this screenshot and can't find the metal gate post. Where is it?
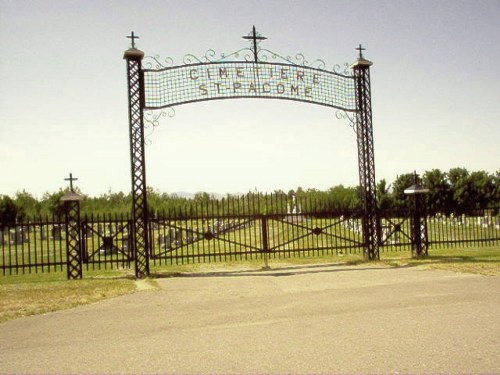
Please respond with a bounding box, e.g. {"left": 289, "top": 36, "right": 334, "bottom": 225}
{"left": 411, "top": 194, "right": 429, "bottom": 257}
{"left": 261, "top": 215, "right": 270, "bottom": 269}
{"left": 61, "top": 193, "right": 83, "bottom": 279}
{"left": 124, "top": 35, "right": 150, "bottom": 278}
{"left": 405, "top": 173, "right": 430, "bottom": 257}
{"left": 352, "top": 47, "right": 379, "bottom": 260}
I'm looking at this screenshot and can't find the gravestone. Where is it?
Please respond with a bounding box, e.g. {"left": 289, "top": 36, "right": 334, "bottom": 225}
{"left": 99, "top": 236, "right": 117, "bottom": 255}
{"left": 52, "top": 225, "right": 61, "bottom": 240}
{"left": 175, "top": 229, "right": 183, "bottom": 246}
{"left": 186, "top": 228, "right": 194, "bottom": 244}
{"left": 9, "top": 230, "right": 23, "bottom": 245}
{"left": 164, "top": 232, "right": 172, "bottom": 249}
{"left": 40, "top": 226, "right": 47, "bottom": 240}
{"left": 158, "top": 234, "right": 165, "bottom": 247}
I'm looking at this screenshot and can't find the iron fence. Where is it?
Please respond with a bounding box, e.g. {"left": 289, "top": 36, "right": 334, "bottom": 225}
{"left": 1, "top": 200, "right": 498, "bottom": 276}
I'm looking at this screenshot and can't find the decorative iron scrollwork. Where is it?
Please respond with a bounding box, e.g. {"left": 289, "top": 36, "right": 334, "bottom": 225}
{"left": 144, "top": 108, "right": 175, "bottom": 127}
{"left": 143, "top": 108, "right": 175, "bottom": 144}
{"left": 144, "top": 55, "right": 174, "bottom": 69}
{"left": 335, "top": 110, "right": 356, "bottom": 132}
{"left": 333, "top": 62, "right": 351, "bottom": 76}
{"left": 144, "top": 47, "right": 352, "bottom": 77}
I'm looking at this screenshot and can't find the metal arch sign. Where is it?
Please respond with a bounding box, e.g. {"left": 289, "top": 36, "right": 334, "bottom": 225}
{"left": 124, "top": 27, "right": 380, "bottom": 278}
{"left": 143, "top": 61, "right": 356, "bottom": 112}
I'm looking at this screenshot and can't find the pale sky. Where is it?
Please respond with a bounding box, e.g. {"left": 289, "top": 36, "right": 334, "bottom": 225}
{"left": 1, "top": 0, "right": 499, "bottom": 198}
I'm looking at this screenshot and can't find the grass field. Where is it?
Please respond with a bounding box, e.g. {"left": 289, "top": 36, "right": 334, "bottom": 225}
{"left": 0, "top": 245, "right": 498, "bottom": 324}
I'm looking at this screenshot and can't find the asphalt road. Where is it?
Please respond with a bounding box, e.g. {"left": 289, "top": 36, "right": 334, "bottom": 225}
{"left": 1, "top": 264, "right": 499, "bottom": 374}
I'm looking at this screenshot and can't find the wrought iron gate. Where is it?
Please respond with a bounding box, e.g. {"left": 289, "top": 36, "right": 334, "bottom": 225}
{"left": 124, "top": 27, "right": 379, "bottom": 277}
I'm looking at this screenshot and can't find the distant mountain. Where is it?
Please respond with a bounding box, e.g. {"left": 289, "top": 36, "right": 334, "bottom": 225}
{"left": 170, "top": 192, "right": 195, "bottom": 199}
{"left": 170, "top": 192, "right": 226, "bottom": 199}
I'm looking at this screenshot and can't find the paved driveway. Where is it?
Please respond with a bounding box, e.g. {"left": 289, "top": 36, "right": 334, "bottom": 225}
{"left": 1, "top": 264, "right": 499, "bottom": 374}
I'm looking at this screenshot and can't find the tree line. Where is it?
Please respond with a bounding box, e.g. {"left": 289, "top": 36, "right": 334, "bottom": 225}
{"left": 0, "top": 167, "right": 498, "bottom": 226}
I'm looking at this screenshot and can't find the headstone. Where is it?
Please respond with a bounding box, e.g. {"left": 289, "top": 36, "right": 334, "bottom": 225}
{"left": 21, "top": 227, "right": 29, "bottom": 243}
{"left": 40, "top": 226, "right": 47, "bottom": 240}
{"left": 175, "top": 229, "right": 183, "bottom": 246}
{"left": 51, "top": 225, "right": 61, "bottom": 240}
{"left": 186, "top": 228, "right": 194, "bottom": 244}
{"left": 164, "top": 233, "right": 172, "bottom": 249}
{"left": 484, "top": 215, "right": 492, "bottom": 228}
{"left": 158, "top": 234, "right": 165, "bottom": 247}
{"left": 122, "top": 236, "right": 130, "bottom": 251}
{"left": 99, "top": 236, "right": 116, "bottom": 255}
{"left": 9, "top": 230, "right": 23, "bottom": 245}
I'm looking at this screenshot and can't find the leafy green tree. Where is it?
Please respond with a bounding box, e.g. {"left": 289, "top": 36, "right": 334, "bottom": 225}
{"left": 376, "top": 179, "right": 392, "bottom": 210}
{"left": 14, "top": 190, "right": 41, "bottom": 219}
{"left": 466, "top": 171, "right": 496, "bottom": 209}
{"left": 40, "top": 190, "right": 67, "bottom": 218}
{"left": 390, "top": 173, "right": 415, "bottom": 210}
{"left": 0, "top": 195, "right": 19, "bottom": 227}
{"left": 327, "top": 185, "right": 361, "bottom": 211}
{"left": 422, "top": 169, "right": 452, "bottom": 214}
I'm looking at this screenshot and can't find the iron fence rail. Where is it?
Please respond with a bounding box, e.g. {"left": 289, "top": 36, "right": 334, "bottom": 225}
{"left": 1, "top": 205, "right": 498, "bottom": 276}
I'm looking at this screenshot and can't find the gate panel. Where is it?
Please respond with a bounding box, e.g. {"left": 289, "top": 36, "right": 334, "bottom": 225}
{"left": 80, "top": 215, "right": 134, "bottom": 270}
{"left": 150, "top": 215, "right": 264, "bottom": 265}
{"left": 266, "top": 213, "right": 364, "bottom": 257}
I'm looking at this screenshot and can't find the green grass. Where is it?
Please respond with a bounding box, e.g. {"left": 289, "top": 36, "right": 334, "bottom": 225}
{"left": 378, "top": 245, "right": 500, "bottom": 276}
{"left": 0, "top": 269, "right": 137, "bottom": 324}
{"left": 0, "top": 245, "right": 498, "bottom": 324}
{"left": 151, "top": 245, "right": 500, "bottom": 276}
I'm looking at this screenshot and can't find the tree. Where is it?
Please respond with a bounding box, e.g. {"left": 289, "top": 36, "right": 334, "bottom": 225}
{"left": 40, "top": 190, "right": 67, "bottom": 218}
{"left": 390, "top": 173, "right": 415, "bottom": 210}
{"left": 0, "top": 195, "right": 19, "bottom": 228}
{"left": 327, "top": 185, "right": 361, "bottom": 211}
{"left": 14, "top": 190, "right": 41, "bottom": 219}
{"left": 422, "top": 169, "right": 452, "bottom": 214}
{"left": 376, "top": 179, "right": 392, "bottom": 210}
{"left": 466, "top": 171, "right": 496, "bottom": 209}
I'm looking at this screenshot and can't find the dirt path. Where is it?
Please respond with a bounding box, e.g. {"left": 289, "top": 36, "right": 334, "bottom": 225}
{"left": 1, "top": 264, "right": 499, "bottom": 374}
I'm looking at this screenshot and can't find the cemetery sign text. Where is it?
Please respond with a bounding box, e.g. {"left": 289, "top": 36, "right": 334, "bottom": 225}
{"left": 143, "top": 61, "right": 356, "bottom": 111}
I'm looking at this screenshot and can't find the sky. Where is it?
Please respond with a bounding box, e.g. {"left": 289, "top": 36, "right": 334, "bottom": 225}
{"left": 1, "top": 0, "right": 499, "bottom": 198}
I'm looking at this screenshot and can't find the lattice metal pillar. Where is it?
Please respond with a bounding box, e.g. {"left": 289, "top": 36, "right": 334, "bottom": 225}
{"left": 124, "top": 42, "right": 150, "bottom": 278}
{"left": 62, "top": 193, "right": 83, "bottom": 279}
{"left": 352, "top": 49, "right": 379, "bottom": 260}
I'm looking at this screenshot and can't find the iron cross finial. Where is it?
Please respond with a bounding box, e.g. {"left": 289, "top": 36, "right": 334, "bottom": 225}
{"left": 64, "top": 173, "right": 78, "bottom": 193}
{"left": 356, "top": 44, "right": 366, "bottom": 59}
{"left": 242, "top": 25, "right": 267, "bottom": 63}
{"left": 127, "top": 31, "right": 139, "bottom": 49}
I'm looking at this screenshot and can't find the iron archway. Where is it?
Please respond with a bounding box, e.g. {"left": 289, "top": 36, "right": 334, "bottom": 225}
{"left": 124, "top": 27, "right": 378, "bottom": 278}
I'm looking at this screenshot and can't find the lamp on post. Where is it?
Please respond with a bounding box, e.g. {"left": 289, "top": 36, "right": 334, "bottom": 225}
{"left": 404, "top": 171, "right": 430, "bottom": 257}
